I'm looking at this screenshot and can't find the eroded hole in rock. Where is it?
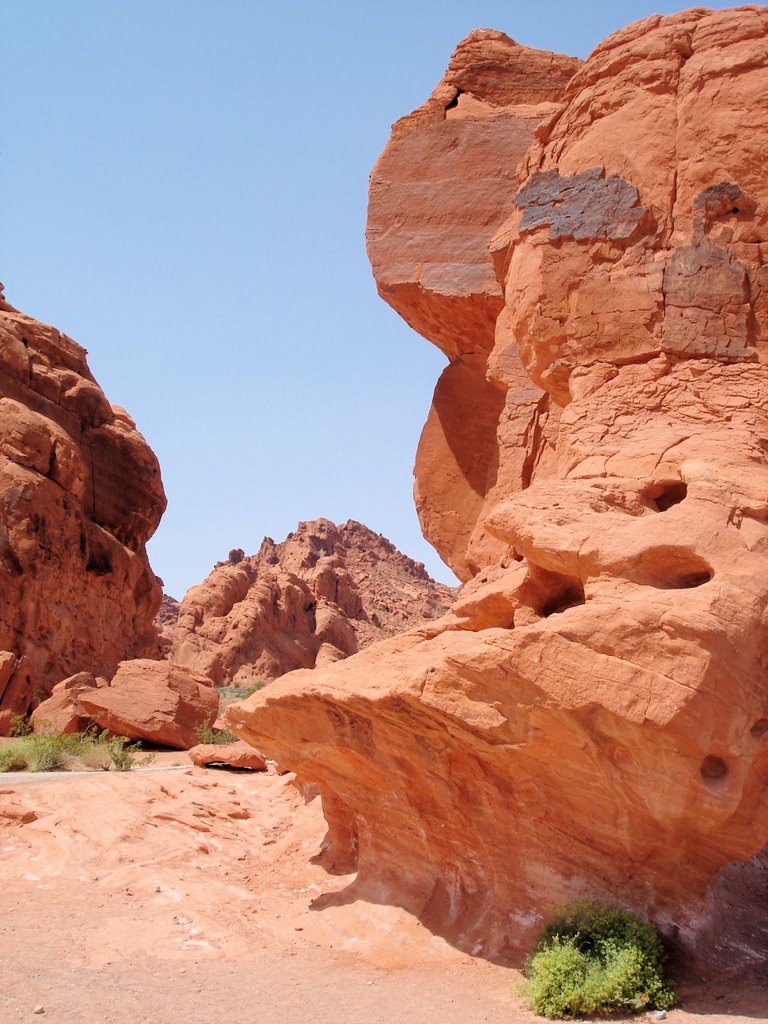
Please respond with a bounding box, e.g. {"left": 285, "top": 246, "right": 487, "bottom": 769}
{"left": 86, "top": 551, "right": 112, "bottom": 575}
{"left": 444, "top": 89, "right": 462, "bottom": 110}
{"left": 542, "top": 583, "right": 586, "bottom": 617}
{"left": 750, "top": 718, "right": 768, "bottom": 738}
{"left": 526, "top": 565, "right": 586, "bottom": 618}
{"left": 630, "top": 547, "right": 713, "bottom": 589}
{"left": 700, "top": 755, "right": 728, "bottom": 781}
{"left": 695, "top": 181, "right": 755, "bottom": 222}
{"left": 305, "top": 600, "right": 317, "bottom": 632}
{"left": 644, "top": 480, "right": 688, "bottom": 512}
{"left": 678, "top": 570, "right": 712, "bottom": 588}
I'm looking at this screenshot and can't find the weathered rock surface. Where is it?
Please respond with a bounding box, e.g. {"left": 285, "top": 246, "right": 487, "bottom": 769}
{"left": 170, "top": 519, "right": 454, "bottom": 685}
{"left": 0, "top": 651, "right": 33, "bottom": 727}
{"left": 230, "top": 8, "right": 768, "bottom": 971}
{"left": 155, "top": 594, "right": 180, "bottom": 655}
{"left": 31, "top": 671, "right": 108, "bottom": 735}
{"left": 367, "top": 31, "right": 581, "bottom": 580}
{"left": 187, "top": 741, "right": 267, "bottom": 770}
{"left": 76, "top": 660, "right": 218, "bottom": 750}
{"left": 0, "top": 287, "right": 166, "bottom": 703}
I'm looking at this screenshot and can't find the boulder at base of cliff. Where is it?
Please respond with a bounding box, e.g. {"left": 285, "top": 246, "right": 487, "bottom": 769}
{"left": 31, "top": 672, "right": 109, "bottom": 734}
{"left": 76, "top": 660, "right": 218, "bottom": 750}
{"left": 187, "top": 741, "right": 267, "bottom": 770}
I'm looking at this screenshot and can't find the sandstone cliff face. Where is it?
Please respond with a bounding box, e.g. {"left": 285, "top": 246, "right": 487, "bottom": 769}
{"left": 170, "top": 519, "right": 454, "bottom": 685}
{"left": 0, "top": 288, "right": 166, "bottom": 704}
{"left": 230, "top": 8, "right": 768, "bottom": 970}
{"left": 367, "top": 30, "right": 581, "bottom": 580}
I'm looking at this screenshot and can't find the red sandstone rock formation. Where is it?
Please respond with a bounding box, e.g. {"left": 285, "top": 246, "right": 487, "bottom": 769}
{"left": 155, "top": 594, "right": 180, "bottom": 655}
{"left": 230, "top": 8, "right": 768, "bottom": 970}
{"left": 0, "top": 650, "right": 33, "bottom": 731}
{"left": 170, "top": 519, "right": 455, "bottom": 685}
{"left": 32, "top": 660, "right": 218, "bottom": 749}
{"left": 187, "top": 741, "right": 267, "bottom": 770}
{"left": 367, "top": 31, "right": 581, "bottom": 579}
{"left": 74, "top": 660, "right": 218, "bottom": 750}
{"left": 30, "top": 671, "right": 108, "bottom": 735}
{"left": 0, "top": 288, "right": 166, "bottom": 704}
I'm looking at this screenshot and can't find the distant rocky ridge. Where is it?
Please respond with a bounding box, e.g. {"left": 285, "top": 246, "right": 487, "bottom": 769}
{"left": 30, "top": 520, "right": 453, "bottom": 747}
{"left": 167, "top": 518, "right": 455, "bottom": 685}
{"left": 155, "top": 594, "right": 181, "bottom": 654}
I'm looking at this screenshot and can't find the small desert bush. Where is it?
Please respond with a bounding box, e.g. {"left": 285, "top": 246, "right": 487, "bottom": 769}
{"left": 75, "top": 739, "right": 114, "bottom": 771}
{"left": 197, "top": 715, "right": 237, "bottom": 745}
{"left": 0, "top": 744, "right": 29, "bottom": 772}
{"left": 0, "top": 730, "right": 153, "bottom": 773}
{"left": 523, "top": 902, "right": 675, "bottom": 1018}
{"left": 0, "top": 733, "right": 79, "bottom": 772}
{"left": 9, "top": 714, "right": 33, "bottom": 737}
{"left": 239, "top": 681, "right": 265, "bottom": 698}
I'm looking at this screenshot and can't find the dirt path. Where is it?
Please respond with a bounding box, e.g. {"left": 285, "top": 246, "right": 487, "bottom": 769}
{"left": 0, "top": 766, "right": 764, "bottom": 1024}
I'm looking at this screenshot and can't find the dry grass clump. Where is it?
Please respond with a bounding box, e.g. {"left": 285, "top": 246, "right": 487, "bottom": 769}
{"left": 0, "top": 730, "right": 153, "bottom": 773}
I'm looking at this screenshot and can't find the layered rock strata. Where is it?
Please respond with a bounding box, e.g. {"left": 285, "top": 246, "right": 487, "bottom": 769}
{"left": 0, "top": 288, "right": 166, "bottom": 702}
{"left": 170, "top": 519, "right": 454, "bottom": 685}
{"left": 230, "top": 8, "right": 768, "bottom": 969}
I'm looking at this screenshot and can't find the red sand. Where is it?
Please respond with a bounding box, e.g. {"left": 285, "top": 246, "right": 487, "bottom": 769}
{"left": 0, "top": 762, "right": 764, "bottom": 1023}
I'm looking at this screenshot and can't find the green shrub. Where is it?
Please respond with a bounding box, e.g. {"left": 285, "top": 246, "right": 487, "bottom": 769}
{"left": 0, "top": 745, "right": 28, "bottom": 772}
{"left": 524, "top": 902, "right": 675, "bottom": 1018}
{"left": 1, "top": 733, "right": 77, "bottom": 772}
{"left": 9, "top": 714, "right": 33, "bottom": 737}
{"left": 197, "top": 715, "right": 236, "bottom": 745}
{"left": 0, "top": 729, "right": 154, "bottom": 773}
{"left": 239, "top": 682, "right": 265, "bottom": 698}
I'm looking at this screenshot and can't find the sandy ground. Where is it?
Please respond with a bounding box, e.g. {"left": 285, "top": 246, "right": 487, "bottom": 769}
{"left": 0, "top": 755, "right": 765, "bottom": 1024}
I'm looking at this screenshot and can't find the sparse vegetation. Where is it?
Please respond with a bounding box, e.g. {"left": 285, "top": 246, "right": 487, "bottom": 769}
{"left": 219, "top": 682, "right": 266, "bottom": 700}
{"left": 197, "top": 715, "right": 237, "bottom": 745}
{"left": 239, "top": 681, "right": 265, "bottom": 698}
{"left": 0, "top": 729, "right": 154, "bottom": 773}
{"left": 522, "top": 902, "right": 675, "bottom": 1018}
{"left": 9, "top": 713, "right": 33, "bottom": 737}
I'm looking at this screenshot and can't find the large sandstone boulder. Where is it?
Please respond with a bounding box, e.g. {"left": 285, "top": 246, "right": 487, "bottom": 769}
{"left": 187, "top": 741, "right": 267, "bottom": 771}
{"left": 0, "top": 289, "right": 166, "bottom": 701}
{"left": 229, "top": 8, "right": 768, "bottom": 971}
{"left": 30, "top": 671, "right": 108, "bottom": 735}
{"left": 170, "top": 519, "right": 454, "bottom": 685}
{"left": 77, "top": 660, "right": 218, "bottom": 750}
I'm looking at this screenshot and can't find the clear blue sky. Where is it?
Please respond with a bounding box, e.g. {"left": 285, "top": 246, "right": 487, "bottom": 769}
{"left": 2, "top": 0, "right": 750, "bottom": 598}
